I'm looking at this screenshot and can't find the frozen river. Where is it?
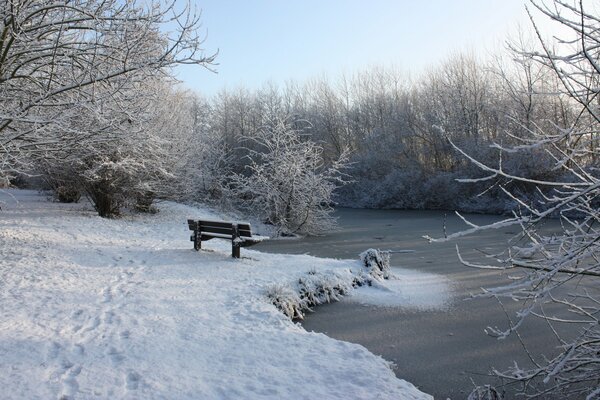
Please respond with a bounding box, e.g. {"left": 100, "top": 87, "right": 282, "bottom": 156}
{"left": 254, "top": 208, "right": 571, "bottom": 399}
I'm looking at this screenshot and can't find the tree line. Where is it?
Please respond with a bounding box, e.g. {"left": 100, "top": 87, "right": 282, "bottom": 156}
{"left": 0, "top": 1, "right": 593, "bottom": 235}
{"left": 175, "top": 48, "right": 580, "bottom": 220}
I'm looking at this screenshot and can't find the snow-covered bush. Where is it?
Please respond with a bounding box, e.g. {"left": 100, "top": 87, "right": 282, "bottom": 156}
{"left": 0, "top": 176, "right": 9, "bottom": 188}
{"left": 229, "top": 119, "right": 349, "bottom": 236}
{"left": 39, "top": 80, "right": 200, "bottom": 217}
{"left": 41, "top": 162, "right": 82, "bottom": 203}
{"left": 266, "top": 270, "right": 364, "bottom": 320}
{"left": 360, "top": 249, "right": 391, "bottom": 281}
{"left": 336, "top": 167, "right": 426, "bottom": 209}
{"left": 264, "top": 284, "right": 305, "bottom": 320}
{"left": 267, "top": 250, "right": 393, "bottom": 319}
{"left": 54, "top": 186, "right": 82, "bottom": 204}
{"left": 467, "top": 385, "right": 502, "bottom": 400}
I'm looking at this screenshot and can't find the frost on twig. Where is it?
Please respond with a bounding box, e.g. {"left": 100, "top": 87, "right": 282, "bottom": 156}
{"left": 436, "top": 1, "right": 600, "bottom": 396}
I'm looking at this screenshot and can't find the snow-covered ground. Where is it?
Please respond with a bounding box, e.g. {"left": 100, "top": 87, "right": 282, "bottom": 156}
{"left": 0, "top": 190, "right": 431, "bottom": 400}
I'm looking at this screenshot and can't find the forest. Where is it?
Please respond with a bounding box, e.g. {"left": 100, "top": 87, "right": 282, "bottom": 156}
{"left": 1, "top": 0, "right": 593, "bottom": 237}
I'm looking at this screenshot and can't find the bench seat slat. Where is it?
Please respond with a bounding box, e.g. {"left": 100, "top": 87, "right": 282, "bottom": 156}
{"left": 198, "top": 225, "right": 253, "bottom": 238}
{"left": 199, "top": 225, "right": 233, "bottom": 235}
{"left": 200, "top": 232, "right": 233, "bottom": 240}
{"left": 201, "top": 225, "right": 252, "bottom": 235}
{"left": 239, "top": 238, "right": 263, "bottom": 247}
{"left": 201, "top": 233, "right": 258, "bottom": 242}
{"left": 196, "top": 219, "right": 251, "bottom": 228}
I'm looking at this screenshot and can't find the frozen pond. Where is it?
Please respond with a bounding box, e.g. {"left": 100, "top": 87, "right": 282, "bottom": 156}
{"left": 254, "top": 208, "right": 571, "bottom": 399}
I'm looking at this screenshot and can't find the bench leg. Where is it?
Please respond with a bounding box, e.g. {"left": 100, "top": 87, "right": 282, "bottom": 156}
{"left": 232, "top": 244, "right": 240, "bottom": 258}
{"left": 231, "top": 224, "right": 241, "bottom": 258}
{"left": 194, "top": 230, "right": 201, "bottom": 251}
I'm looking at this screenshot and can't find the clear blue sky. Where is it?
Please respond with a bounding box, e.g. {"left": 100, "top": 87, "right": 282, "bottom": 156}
{"left": 175, "top": 0, "right": 542, "bottom": 96}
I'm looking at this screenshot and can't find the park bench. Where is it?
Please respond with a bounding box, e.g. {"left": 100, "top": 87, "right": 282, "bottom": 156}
{"left": 187, "top": 219, "right": 263, "bottom": 258}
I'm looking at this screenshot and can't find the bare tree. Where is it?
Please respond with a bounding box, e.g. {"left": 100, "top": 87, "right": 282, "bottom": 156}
{"left": 430, "top": 1, "right": 600, "bottom": 397}
{"left": 0, "top": 0, "right": 214, "bottom": 182}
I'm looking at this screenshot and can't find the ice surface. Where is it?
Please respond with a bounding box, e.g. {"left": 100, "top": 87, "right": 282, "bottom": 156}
{"left": 345, "top": 267, "right": 453, "bottom": 310}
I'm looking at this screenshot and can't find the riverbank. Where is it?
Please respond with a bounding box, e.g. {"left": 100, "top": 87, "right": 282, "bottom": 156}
{"left": 0, "top": 190, "right": 431, "bottom": 400}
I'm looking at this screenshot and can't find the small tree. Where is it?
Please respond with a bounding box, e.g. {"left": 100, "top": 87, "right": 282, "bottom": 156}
{"left": 230, "top": 119, "right": 349, "bottom": 236}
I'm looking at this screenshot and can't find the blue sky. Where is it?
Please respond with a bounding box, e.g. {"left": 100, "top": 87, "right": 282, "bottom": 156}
{"left": 175, "top": 0, "right": 539, "bottom": 96}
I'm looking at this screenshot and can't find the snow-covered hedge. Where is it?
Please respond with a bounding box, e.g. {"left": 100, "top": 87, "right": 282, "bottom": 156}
{"left": 266, "top": 249, "right": 391, "bottom": 319}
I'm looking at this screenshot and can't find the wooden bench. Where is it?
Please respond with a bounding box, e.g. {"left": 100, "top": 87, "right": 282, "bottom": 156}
{"left": 187, "top": 219, "right": 263, "bottom": 258}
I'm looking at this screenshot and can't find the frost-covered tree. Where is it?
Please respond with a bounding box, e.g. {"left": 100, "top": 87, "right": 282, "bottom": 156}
{"left": 431, "top": 1, "right": 600, "bottom": 397}
{"left": 0, "top": 0, "right": 214, "bottom": 186}
{"left": 39, "top": 77, "right": 180, "bottom": 216}
{"left": 229, "top": 119, "right": 349, "bottom": 236}
{"left": 167, "top": 92, "right": 234, "bottom": 203}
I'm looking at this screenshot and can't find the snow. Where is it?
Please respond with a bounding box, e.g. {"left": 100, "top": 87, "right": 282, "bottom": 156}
{"left": 344, "top": 268, "right": 453, "bottom": 310}
{"left": 0, "top": 190, "right": 431, "bottom": 400}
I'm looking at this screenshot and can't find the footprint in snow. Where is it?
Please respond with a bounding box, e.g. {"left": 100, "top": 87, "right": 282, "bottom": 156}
{"left": 82, "top": 316, "right": 100, "bottom": 333}
{"left": 59, "top": 364, "right": 82, "bottom": 400}
{"left": 107, "top": 347, "right": 125, "bottom": 365}
{"left": 103, "top": 310, "right": 114, "bottom": 324}
{"left": 47, "top": 341, "right": 61, "bottom": 360}
{"left": 73, "top": 344, "right": 85, "bottom": 356}
{"left": 101, "top": 287, "right": 112, "bottom": 303}
{"left": 70, "top": 309, "right": 85, "bottom": 333}
{"left": 125, "top": 370, "right": 141, "bottom": 390}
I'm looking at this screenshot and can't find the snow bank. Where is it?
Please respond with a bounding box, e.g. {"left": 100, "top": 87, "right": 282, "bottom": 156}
{"left": 267, "top": 249, "right": 393, "bottom": 320}
{"left": 345, "top": 267, "right": 453, "bottom": 310}
{"left": 0, "top": 190, "right": 431, "bottom": 400}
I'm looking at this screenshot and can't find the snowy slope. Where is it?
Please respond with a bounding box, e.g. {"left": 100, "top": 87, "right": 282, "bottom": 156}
{"left": 0, "top": 190, "right": 431, "bottom": 400}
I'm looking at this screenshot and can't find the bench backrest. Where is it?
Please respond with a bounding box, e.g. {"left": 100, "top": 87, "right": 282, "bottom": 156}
{"left": 188, "top": 219, "right": 253, "bottom": 238}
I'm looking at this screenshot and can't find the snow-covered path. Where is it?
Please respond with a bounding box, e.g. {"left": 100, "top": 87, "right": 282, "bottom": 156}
{"left": 0, "top": 190, "right": 430, "bottom": 400}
